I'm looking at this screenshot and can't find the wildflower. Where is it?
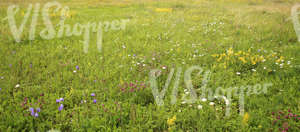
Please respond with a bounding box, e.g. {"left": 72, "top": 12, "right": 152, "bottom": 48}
{"left": 251, "top": 69, "right": 256, "bottom": 72}
{"left": 73, "top": 70, "right": 77, "bottom": 73}
{"left": 239, "top": 57, "right": 247, "bottom": 63}
{"left": 34, "top": 113, "right": 39, "bottom": 117}
{"left": 91, "top": 93, "right": 95, "bottom": 96}
{"left": 29, "top": 107, "right": 35, "bottom": 116}
{"left": 167, "top": 115, "right": 176, "bottom": 126}
{"left": 56, "top": 98, "right": 64, "bottom": 103}
{"left": 209, "top": 102, "right": 215, "bottom": 106}
{"left": 242, "top": 112, "right": 249, "bottom": 125}
{"left": 76, "top": 65, "right": 79, "bottom": 70}
{"left": 197, "top": 105, "right": 203, "bottom": 110}
{"left": 201, "top": 98, "right": 207, "bottom": 102}
{"left": 236, "top": 72, "right": 241, "bottom": 75}
{"left": 29, "top": 107, "right": 40, "bottom": 118}
{"left": 155, "top": 8, "right": 173, "bottom": 12}
{"left": 93, "top": 99, "right": 97, "bottom": 103}
{"left": 58, "top": 104, "right": 64, "bottom": 111}
{"left": 227, "top": 48, "right": 233, "bottom": 56}
{"left": 15, "top": 84, "right": 20, "bottom": 88}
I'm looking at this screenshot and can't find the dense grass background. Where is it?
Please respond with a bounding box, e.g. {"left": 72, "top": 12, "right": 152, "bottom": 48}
{"left": 0, "top": 0, "right": 299, "bottom": 131}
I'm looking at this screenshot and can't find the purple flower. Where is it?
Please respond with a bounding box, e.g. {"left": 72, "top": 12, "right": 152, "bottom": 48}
{"left": 58, "top": 104, "right": 64, "bottom": 111}
{"left": 76, "top": 65, "right": 79, "bottom": 70}
{"left": 0, "top": 88, "right": 2, "bottom": 91}
{"left": 56, "top": 98, "right": 64, "bottom": 103}
{"left": 29, "top": 107, "right": 34, "bottom": 116}
{"left": 93, "top": 99, "right": 97, "bottom": 103}
{"left": 36, "top": 108, "right": 40, "bottom": 112}
{"left": 91, "top": 93, "right": 95, "bottom": 96}
{"left": 34, "top": 113, "right": 38, "bottom": 117}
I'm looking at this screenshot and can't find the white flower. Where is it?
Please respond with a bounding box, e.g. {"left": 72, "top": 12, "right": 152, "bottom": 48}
{"left": 162, "top": 66, "right": 166, "bottom": 69}
{"left": 263, "top": 67, "right": 266, "bottom": 70}
{"left": 251, "top": 69, "right": 256, "bottom": 72}
{"left": 15, "top": 84, "right": 20, "bottom": 88}
{"left": 181, "top": 101, "right": 186, "bottom": 104}
{"left": 236, "top": 72, "right": 241, "bottom": 75}
{"left": 197, "top": 105, "right": 203, "bottom": 110}
{"left": 73, "top": 70, "right": 77, "bottom": 73}
{"left": 209, "top": 102, "right": 215, "bottom": 106}
{"left": 287, "top": 61, "right": 291, "bottom": 65}
{"left": 142, "top": 64, "right": 146, "bottom": 67}
{"left": 122, "top": 45, "right": 126, "bottom": 49}
{"left": 201, "top": 98, "right": 207, "bottom": 102}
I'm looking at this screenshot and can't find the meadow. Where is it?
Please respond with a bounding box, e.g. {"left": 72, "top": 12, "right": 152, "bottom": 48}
{"left": 0, "top": 0, "right": 300, "bottom": 131}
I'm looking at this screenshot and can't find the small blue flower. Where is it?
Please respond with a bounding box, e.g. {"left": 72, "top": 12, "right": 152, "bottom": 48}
{"left": 29, "top": 107, "right": 34, "bottom": 116}
{"left": 34, "top": 113, "right": 38, "bottom": 117}
{"left": 56, "top": 98, "right": 64, "bottom": 103}
{"left": 36, "top": 108, "right": 40, "bottom": 113}
{"left": 58, "top": 104, "right": 64, "bottom": 111}
{"left": 76, "top": 65, "right": 79, "bottom": 70}
{"left": 91, "top": 93, "right": 95, "bottom": 97}
{"left": 93, "top": 99, "right": 97, "bottom": 103}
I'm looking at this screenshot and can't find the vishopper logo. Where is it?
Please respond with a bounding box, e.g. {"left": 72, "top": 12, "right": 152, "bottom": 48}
{"left": 149, "top": 66, "right": 272, "bottom": 116}
{"left": 292, "top": 4, "right": 300, "bottom": 42}
{"left": 3, "top": 1, "right": 130, "bottom": 53}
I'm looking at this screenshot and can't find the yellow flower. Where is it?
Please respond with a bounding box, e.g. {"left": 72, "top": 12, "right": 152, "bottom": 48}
{"left": 227, "top": 48, "right": 233, "bottom": 56}
{"left": 217, "top": 56, "right": 223, "bottom": 62}
{"left": 211, "top": 54, "right": 219, "bottom": 58}
{"left": 251, "top": 57, "right": 256, "bottom": 65}
{"left": 167, "top": 115, "right": 176, "bottom": 126}
{"left": 242, "top": 112, "right": 249, "bottom": 125}
{"left": 155, "top": 8, "right": 173, "bottom": 12}
{"left": 239, "top": 57, "right": 247, "bottom": 63}
{"left": 276, "top": 56, "right": 284, "bottom": 63}
{"left": 234, "top": 51, "right": 242, "bottom": 56}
